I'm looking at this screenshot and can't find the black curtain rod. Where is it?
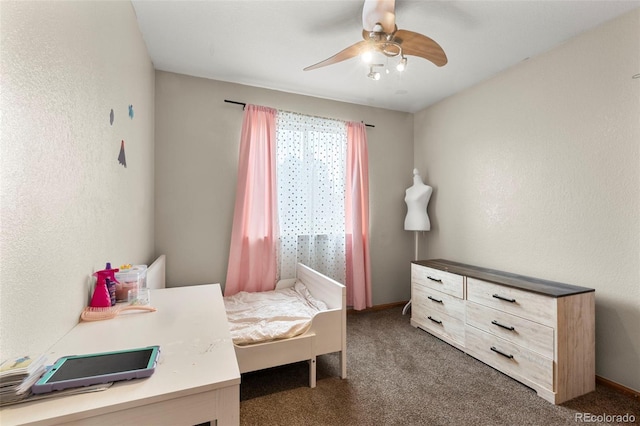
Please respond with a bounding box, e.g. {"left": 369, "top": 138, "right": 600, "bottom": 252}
{"left": 224, "top": 100, "right": 247, "bottom": 108}
{"left": 224, "top": 99, "right": 375, "bottom": 128}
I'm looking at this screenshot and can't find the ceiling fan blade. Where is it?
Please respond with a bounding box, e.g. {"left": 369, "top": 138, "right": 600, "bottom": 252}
{"left": 394, "top": 29, "right": 448, "bottom": 67}
{"left": 303, "top": 40, "right": 370, "bottom": 71}
{"left": 362, "top": 0, "right": 396, "bottom": 33}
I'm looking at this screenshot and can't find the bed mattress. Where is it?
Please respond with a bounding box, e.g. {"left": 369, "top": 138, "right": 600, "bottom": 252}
{"left": 224, "top": 281, "right": 328, "bottom": 345}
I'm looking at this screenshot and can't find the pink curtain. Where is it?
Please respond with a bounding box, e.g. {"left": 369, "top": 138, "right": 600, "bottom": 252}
{"left": 224, "top": 105, "right": 279, "bottom": 296}
{"left": 345, "top": 122, "right": 372, "bottom": 310}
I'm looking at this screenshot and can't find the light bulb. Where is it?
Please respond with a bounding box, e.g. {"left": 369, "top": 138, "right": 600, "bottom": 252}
{"left": 396, "top": 57, "right": 407, "bottom": 72}
{"left": 367, "top": 64, "right": 384, "bottom": 80}
{"left": 361, "top": 51, "right": 373, "bottom": 64}
{"left": 367, "top": 69, "right": 381, "bottom": 80}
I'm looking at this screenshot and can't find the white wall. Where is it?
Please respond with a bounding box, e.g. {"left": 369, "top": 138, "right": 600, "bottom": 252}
{"left": 414, "top": 9, "right": 640, "bottom": 391}
{"left": 0, "top": 1, "right": 155, "bottom": 358}
{"left": 154, "top": 72, "right": 415, "bottom": 305}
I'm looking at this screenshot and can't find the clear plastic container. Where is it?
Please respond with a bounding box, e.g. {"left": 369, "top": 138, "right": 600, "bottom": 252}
{"left": 115, "top": 265, "right": 148, "bottom": 305}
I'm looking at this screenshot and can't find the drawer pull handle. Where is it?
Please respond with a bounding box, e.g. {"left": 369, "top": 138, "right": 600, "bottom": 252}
{"left": 427, "top": 276, "right": 443, "bottom": 283}
{"left": 427, "top": 316, "right": 442, "bottom": 324}
{"left": 492, "top": 294, "right": 516, "bottom": 303}
{"left": 427, "top": 296, "right": 443, "bottom": 303}
{"left": 490, "top": 346, "right": 514, "bottom": 359}
{"left": 491, "top": 320, "right": 515, "bottom": 331}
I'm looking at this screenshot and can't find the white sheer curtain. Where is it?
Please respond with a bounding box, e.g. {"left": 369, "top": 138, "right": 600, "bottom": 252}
{"left": 276, "top": 111, "right": 347, "bottom": 284}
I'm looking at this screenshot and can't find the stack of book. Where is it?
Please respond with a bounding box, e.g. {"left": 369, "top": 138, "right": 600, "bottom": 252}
{"left": 0, "top": 354, "right": 47, "bottom": 406}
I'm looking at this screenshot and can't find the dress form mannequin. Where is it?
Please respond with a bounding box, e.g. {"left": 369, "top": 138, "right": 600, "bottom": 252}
{"left": 404, "top": 169, "right": 432, "bottom": 232}
{"left": 403, "top": 169, "right": 433, "bottom": 315}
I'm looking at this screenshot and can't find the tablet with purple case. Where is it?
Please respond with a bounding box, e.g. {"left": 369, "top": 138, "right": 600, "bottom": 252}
{"left": 31, "top": 346, "right": 160, "bottom": 394}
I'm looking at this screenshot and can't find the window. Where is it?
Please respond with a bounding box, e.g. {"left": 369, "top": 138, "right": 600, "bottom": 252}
{"left": 276, "top": 111, "right": 347, "bottom": 284}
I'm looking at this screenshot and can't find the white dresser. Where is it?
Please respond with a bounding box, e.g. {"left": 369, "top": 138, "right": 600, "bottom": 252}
{"left": 411, "top": 259, "right": 595, "bottom": 404}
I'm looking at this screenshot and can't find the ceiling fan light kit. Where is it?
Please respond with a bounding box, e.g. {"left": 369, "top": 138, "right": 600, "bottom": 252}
{"left": 360, "top": 27, "right": 408, "bottom": 80}
{"left": 362, "top": 50, "right": 406, "bottom": 80}
{"left": 303, "top": 0, "right": 447, "bottom": 81}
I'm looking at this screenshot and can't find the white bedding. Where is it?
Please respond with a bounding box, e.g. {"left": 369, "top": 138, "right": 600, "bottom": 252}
{"left": 224, "top": 281, "right": 328, "bottom": 346}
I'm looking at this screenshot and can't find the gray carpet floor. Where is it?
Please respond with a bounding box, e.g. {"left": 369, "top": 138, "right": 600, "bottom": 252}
{"left": 239, "top": 306, "right": 639, "bottom": 426}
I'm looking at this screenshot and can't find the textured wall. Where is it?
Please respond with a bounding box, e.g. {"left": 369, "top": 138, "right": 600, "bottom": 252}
{"left": 0, "top": 2, "right": 155, "bottom": 357}
{"left": 413, "top": 10, "right": 640, "bottom": 391}
{"left": 154, "top": 72, "right": 415, "bottom": 305}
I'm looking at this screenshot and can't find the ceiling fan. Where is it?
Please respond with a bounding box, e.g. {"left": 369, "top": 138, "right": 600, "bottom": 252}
{"left": 303, "top": 0, "right": 447, "bottom": 78}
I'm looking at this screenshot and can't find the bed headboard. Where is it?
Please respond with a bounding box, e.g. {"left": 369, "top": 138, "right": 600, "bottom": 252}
{"left": 147, "top": 255, "right": 166, "bottom": 289}
{"left": 296, "top": 263, "right": 345, "bottom": 310}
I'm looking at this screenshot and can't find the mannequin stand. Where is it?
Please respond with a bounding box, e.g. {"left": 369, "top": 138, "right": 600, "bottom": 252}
{"left": 402, "top": 231, "right": 420, "bottom": 315}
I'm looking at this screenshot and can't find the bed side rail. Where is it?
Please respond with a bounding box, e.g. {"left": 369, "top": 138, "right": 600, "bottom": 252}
{"left": 295, "top": 263, "right": 345, "bottom": 310}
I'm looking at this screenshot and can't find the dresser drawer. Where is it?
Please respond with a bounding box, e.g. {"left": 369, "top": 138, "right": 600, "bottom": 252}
{"left": 467, "top": 278, "right": 556, "bottom": 327}
{"left": 466, "top": 301, "right": 554, "bottom": 359}
{"left": 413, "top": 284, "right": 465, "bottom": 320}
{"left": 465, "top": 326, "right": 553, "bottom": 391}
{"left": 413, "top": 308, "right": 465, "bottom": 346}
{"left": 412, "top": 264, "right": 464, "bottom": 299}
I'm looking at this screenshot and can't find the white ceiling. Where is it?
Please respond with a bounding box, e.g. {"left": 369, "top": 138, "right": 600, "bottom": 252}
{"left": 131, "top": 0, "right": 640, "bottom": 113}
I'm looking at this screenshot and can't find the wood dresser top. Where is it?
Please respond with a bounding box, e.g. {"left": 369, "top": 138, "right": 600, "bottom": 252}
{"left": 413, "top": 259, "right": 594, "bottom": 298}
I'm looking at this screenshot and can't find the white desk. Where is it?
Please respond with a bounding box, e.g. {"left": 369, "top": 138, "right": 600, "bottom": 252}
{"left": 0, "top": 284, "right": 240, "bottom": 426}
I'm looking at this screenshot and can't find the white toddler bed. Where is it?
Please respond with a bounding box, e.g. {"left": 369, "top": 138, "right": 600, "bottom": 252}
{"left": 146, "top": 254, "right": 166, "bottom": 289}
{"left": 226, "top": 263, "right": 347, "bottom": 388}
